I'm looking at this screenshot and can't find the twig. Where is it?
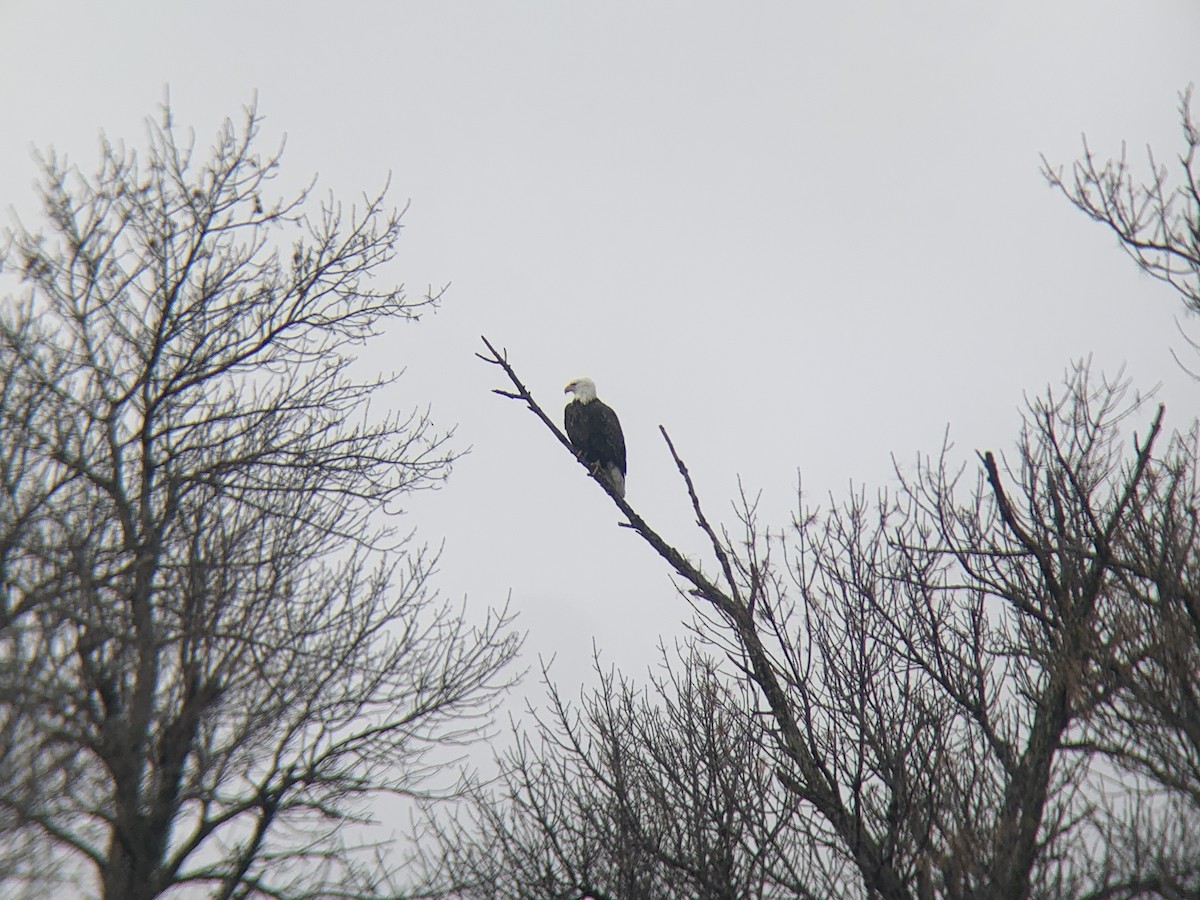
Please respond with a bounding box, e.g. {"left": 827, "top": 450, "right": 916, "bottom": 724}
{"left": 659, "top": 426, "right": 743, "bottom": 607}
{"left": 978, "top": 450, "right": 1062, "bottom": 625}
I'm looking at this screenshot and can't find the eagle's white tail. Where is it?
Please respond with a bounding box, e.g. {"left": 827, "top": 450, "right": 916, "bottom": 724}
{"left": 606, "top": 465, "right": 626, "bottom": 499}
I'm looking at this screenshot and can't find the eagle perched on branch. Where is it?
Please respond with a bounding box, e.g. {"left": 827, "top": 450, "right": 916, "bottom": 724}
{"left": 564, "top": 377, "right": 626, "bottom": 498}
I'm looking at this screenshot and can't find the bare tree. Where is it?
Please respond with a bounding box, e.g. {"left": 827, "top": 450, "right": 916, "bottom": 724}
{"left": 1043, "top": 87, "right": 1200, "bottom": 895}
{"left": 427, "top": 647, "right": 815, "bottom": 900}
{"left": 1064, "top": 421, "right": 1200, "bottom": 899}
{"left": 0, "top": 301, "right": 71, "bottom": 891}
{"left": 453, "top": 339, "right": 1199, "bottom": 899}
{"left": 1043, "top": 86, "right": 1200, "bottom": 314}
{"left": 0, "top": 104, "right": 520, "bottom": 899}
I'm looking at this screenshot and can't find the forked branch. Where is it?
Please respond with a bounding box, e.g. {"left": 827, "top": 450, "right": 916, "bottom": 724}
{"left": 477, "top": 334, "right": 732, "bottom": 611}
{"left": 478, "top": 334, "right": 913, "bottom": 900}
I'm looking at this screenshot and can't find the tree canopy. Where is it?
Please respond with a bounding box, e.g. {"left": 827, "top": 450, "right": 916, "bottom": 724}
{"left": 0, "top": 102, "right": 520, "bottom": 899}
{"left": 422, "top": 93, "right": 1200, "bottom": 899}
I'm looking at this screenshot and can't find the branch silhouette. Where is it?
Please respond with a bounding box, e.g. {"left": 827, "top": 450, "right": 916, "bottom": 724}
{"left": 477, "top": 334, "right": 913, "bottom": 900}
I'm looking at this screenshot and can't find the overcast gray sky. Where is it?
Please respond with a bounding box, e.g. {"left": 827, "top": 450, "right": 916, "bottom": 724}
{"left": 2, "top": 0, "right": 1199, "bottom": 743}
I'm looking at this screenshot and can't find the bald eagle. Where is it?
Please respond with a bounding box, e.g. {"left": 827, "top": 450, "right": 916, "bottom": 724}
{"left": 564, "top": 377, "right": 626, "bottom": 498}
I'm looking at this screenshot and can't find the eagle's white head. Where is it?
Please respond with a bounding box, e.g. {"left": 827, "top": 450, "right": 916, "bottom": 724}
{"left": 564, "top": 377, "right": 597, "bottom": 404}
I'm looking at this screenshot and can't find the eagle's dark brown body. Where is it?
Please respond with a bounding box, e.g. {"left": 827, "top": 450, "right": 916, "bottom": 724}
{"left": 564, "top": 380, "right": 626, "bottom": 498}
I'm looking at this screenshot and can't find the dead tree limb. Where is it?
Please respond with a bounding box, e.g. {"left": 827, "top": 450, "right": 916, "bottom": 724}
{"left": 478, "top": 334, "right": 914, "bottom": 900}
